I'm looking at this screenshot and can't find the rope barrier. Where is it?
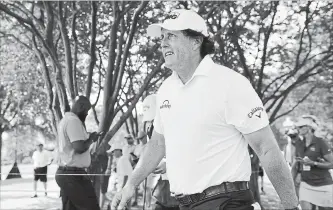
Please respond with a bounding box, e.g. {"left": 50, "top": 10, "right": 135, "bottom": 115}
{"left": 0, "top": 190, "right": 60, "bottom": 193}
{"left": 0, "top": 170, "right": 264, "bottom": 177}
{"left": 0, "top": 173, "right": 111, "bottom": 176}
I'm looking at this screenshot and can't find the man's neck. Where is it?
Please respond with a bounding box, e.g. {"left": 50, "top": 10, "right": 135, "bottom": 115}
{"left": 305, "top": 133, "right": 314, "bottom": 146}
{"left": 174, "top": 56, "right": 202, "bottom": 84}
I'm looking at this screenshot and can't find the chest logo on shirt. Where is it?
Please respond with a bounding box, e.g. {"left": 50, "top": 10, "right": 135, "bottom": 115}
{"left": 309, "top": 147, "right": 316, "bottom": 151}
{"left": 248, "top": 107, "right": 264, "bottom": 118}
{"left": 143, "top": 105, "right": 150, "bottom": 112}
{"left": 160, "top": 100, "right": 171, "bottom": 109}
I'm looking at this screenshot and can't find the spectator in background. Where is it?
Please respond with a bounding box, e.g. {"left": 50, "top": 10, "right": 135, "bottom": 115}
{"left": 110, "top": 142, "right": 133, "bottom": 209}
{"left": 293, "top": 115, "right": 333, "bottom": 210}
{"left": 31, "top": 143, "right": 53, "bottom": 198}
{"left": 56, "top": 96, "right": 100, "bottom": 210}
{"left": 258, "top": 164, "right": 265, "bottom": 195}
{"left": 122, "top": 134, "right": 136, "bottom": 157}
{"left": 100, "top": 145, "right": 115, "bottom": 209}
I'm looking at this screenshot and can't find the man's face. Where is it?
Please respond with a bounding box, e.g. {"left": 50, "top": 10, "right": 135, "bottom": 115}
{"left": 126, "top": 137, "right": 134, "bottom": 145}
{"left": 298, "top": 125, "right": 311, "bottom": 136}
{"left": 161, "top": 29, "right": 195, "bottom": 70}
{"left": 37, "top": 145, "right": 43, "bottom": 151}
{"left": 113, "top": 150, "right": 122, "bottom": 158}
{"left": 137, "top": 133, "right": 147, "bottom": 144}
{"left": 77, "top": 109, "right": 89, "bottom": 123}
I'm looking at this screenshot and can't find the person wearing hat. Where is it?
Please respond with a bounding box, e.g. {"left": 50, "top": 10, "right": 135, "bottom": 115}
{"left": 108, "top": 142, "right": 133, "bottom": 210}
{"left": 112, "top": 9, "right": 299, "bottom": 210}
{"left": 136, "top": 94, "right": 160, "bottom": 209}
{"left": 31, "top": 143, "right": 53, "bottom": 198}
{"left": 122, "top": 134, "right": 136, "bottom": 157}
{"left": 56, "top": 96, "right": 101, "bottom": 210}
{"left": 106, "top": 143, "right": 133, "bottom": 193}
{"left": 293, "top": 115, "right": 333, "bottom": 210}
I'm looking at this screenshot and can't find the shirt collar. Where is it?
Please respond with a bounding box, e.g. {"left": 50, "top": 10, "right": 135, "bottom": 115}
{"left": 171, "top": 55, "right": 214, "bottom": 85}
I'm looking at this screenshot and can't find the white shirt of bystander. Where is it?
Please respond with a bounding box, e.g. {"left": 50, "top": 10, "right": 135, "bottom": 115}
{"left": 32, "top": 150, "right": 50, "bottom": 168}
{"left": 116, "top": 155, "right": 133, "bottom": 192}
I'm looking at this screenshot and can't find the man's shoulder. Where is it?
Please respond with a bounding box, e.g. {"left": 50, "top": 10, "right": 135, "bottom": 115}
{"left": 314, "top": 137, "right": 329, "bottom": 147}
{"left": 59, "top": 112, "right": 80, "bottom": 125}
{"left": 157, "top": 75, "right": 174, "bottom": 94}
{"left": 209, "top": 62, "right": 249, "bottom": 87}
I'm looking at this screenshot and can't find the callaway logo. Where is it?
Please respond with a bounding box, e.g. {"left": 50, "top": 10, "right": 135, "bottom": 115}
{"left": 248, "top": 107, "right": 264, "bottom": 118}
{"left": 165, "top": 12, "right": 180, "bottom": 20}
{"left": 143, "top": 105, "right": 150, "bottom": 112}
{"left": 160, "top": 100, "right": 171, "bottom": 109}
{"left": 309, "top": 147, "right": 315, "bottom": 151}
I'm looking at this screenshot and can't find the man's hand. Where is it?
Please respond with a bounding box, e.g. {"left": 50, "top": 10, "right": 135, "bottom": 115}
{"left": 296, "top": 157, "right": 314, "bottom": 166}
{"left": 48, "top": 159, "right": 54, "bottom": 166}
{"left": 89, "top": 132, "right": 99, "bottom": 142}
{"left": 110, "top": 184, "right": 135, "bottom": 210}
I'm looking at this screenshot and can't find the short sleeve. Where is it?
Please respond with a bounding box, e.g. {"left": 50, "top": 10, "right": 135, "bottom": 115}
{"left": 153, "top": 94, "right": 164, "bottom": 135}
{"left": 65, "top": 118, "right": 88, "bottom": 143}
{"left": 319, "top": 139, "right": 332, "bottom": 156}
{"left": 225, "top": 76, "right": 269, "bottom": 134}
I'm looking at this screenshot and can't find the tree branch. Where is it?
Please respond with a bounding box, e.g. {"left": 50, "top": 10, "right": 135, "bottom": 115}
{"left": 99, "top": 1, "right": 122, "bottom": 130}
{"left": 85, "top": 1, "right": 98, "bottom": 99}
{"left": 58, "top": 1, "right": 75, "bottom": 101}
{"left": 271, "top": 85, "right": 317, "bottom": 122}
{"left": 110, "top": 1, "right": 149, "bottom": 109}
{"left": 72, "top": 2, "right": 79, "bottom": 96}
{"left": 97, "top": 57, "right": 163, "bottom": 155}
{"left": 257, "top": 2, "right": 279, "bottom": 96}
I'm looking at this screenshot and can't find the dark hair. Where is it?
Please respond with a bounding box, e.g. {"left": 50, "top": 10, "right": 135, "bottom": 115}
{"left": 182, "top": 29, "right": 215, "bottom": 58}
{"left": 71, "top": 95, "right": 91, "bottom": 113}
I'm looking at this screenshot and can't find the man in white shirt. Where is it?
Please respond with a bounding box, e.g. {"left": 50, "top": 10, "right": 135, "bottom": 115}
{"left": 112, "top": 9, "right": 299, "bottom": 210}
{"left": 56, "top": 96, "right": 100, "bottom": 210}
{"left": 31, "top": 143, "right": 52, "bottom": 198}
{"left": 107, "top": 142, "right": 133, "bottom": 209}
{"left": 122, "top": 134, "right": 136, "bottom": 157}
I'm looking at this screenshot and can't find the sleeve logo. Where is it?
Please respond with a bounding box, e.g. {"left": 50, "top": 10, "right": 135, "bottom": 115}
{"left": 248, "top": 107, "right": 264, "bottom": 118}
{"left": 160, "top": 100, "right": 171, "bottom": 109}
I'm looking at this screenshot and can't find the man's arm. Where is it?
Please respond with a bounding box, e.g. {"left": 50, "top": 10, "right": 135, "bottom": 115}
{"left": 245, "top": 125, "right": 299, "bottom": 209}
{"left": 123, "top": 176, "right": 129, "bottom": 188}
{"left": 300, "top": 153, "right": 333, "bottom": 169}
{"left": 72, "top": 132, "right": 99, "bottom": 154}
{"left": 126, "top": 130, "right": 166, "bottom": 188}
{"left": 316, "top": 153, "right": 333, "bottom": 169}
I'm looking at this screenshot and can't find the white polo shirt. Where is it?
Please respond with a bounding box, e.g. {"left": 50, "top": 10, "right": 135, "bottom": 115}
{"left": 154, "top": 56, "right": 269, "bottom": 194}
{"left": 32, "top": 150, "right": 50, "bottom": 168}
{"left": 57, "top": 112, "right": 91, "bottom": 168}
{"left": 122, "top": 144, "right": 136, "bottom": 157}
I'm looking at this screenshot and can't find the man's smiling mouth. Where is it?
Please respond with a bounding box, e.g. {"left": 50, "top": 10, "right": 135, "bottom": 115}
{"left": 165, "top": 52, "right": 173, "bottom": 57}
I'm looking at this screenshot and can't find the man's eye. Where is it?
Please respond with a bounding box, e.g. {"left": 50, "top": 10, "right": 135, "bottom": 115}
{"left": 168, "top": 34, "right": 175, "bottom": 39}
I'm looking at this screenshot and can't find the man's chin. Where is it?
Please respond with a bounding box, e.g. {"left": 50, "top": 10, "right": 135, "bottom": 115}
{"left": 164, "top": 61, "right": 176, "bottom": 71}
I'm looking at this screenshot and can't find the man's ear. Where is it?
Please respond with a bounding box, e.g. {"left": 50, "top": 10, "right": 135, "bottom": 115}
{"left": 192, "top": 36, "right": 203, "bottom": 51}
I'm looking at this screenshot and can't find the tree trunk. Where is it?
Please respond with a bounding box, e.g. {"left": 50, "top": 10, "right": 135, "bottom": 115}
{"left": 88, "top": 154, "right": 109, "bottom": 201}
{"left": 0, "top": 129, "right": 2, "bottom": 180}
{"left": 249, "top": 147, "right": 262, "bottom": 207}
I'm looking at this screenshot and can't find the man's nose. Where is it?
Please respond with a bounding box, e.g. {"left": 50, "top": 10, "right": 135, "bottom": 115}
{"left": 161, "top": 37, "right": 169, "bottom": 48}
